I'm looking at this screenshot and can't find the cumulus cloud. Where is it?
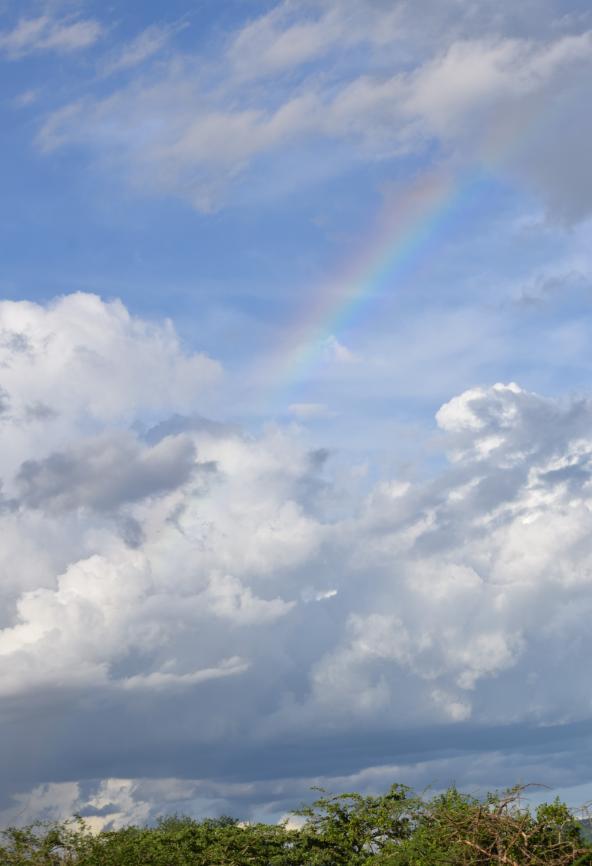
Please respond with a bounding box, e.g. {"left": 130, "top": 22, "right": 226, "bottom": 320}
{"left": 15, "top": 432, "right": 199, "bottom": 512}
{"left": 1, "top": 300, "right": 592, "bottom": 826}
{"left": 0, "top": 292, "right": 220, "bottom": 432}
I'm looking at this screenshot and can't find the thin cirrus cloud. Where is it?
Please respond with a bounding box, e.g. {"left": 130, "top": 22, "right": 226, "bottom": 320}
{"left": 0, "top": 14, "right": 103, "bottom": 58}
{"left": 101, "top": 21, "right": 189, "bottom": 77}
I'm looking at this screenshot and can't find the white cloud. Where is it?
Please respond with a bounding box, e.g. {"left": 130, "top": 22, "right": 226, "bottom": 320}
{"left": 102, "top": 22, "right": 187, "bottom": 76}
{"left": 0, "top": 14, "right": 102, "bottom": 58}
{"left": 322, "top": 335, "right": 357, "bottom": 363}
{"left": 0, "top": 292, "right": 220, "bottom": 434}
{"left": 203, "top": 573, "right": 295, "bottom": 625}
{"left": 14, "top": 88, "right": 40, "bottom": 107}
{"left": 29, "top": 3, "right": 592, "bottom": 218}
{"left": 1, "top": 307, "right": 592, "bottom": 822}
{"left": 227, "top": 0, "right": 402, "bottom": 80}
{"left": 288, "top": 402, "right": 334, "bottom": 419}
{"left": 120, "top": 657, "right": 249, "bottom": 691}
{"left": 0, "top": 782, "right": 82, "bottom": 828}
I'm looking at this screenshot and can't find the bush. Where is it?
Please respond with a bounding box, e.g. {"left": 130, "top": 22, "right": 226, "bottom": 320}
{"left": 1, "top": 784, "right": 590, "bottom": 865}
{"left": 379, "top": 787, "right": 592, "bottom": 866}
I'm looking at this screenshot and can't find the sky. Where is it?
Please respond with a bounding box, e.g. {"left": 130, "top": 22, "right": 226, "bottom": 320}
{"left": 1, "top": 0, "right": 592, "bottom": 829}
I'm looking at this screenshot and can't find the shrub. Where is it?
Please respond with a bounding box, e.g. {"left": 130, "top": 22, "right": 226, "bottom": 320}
{"left": 1, "top": 784, "right": 590, "bottom": 865}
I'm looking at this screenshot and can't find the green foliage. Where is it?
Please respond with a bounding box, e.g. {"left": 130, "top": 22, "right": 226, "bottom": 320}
{"left": 380, "top": 787, "right": 592, "bottom": 866}
{"left": 0, "top": 784, "right": 590, "bottom": 865}
{"left": 289, "top": 784, "right": 416, "bottom": 865}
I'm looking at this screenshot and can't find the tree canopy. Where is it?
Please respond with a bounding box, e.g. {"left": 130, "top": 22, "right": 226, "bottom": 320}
{"left": 1, "top": 783, "right": 591, "bottom": 865}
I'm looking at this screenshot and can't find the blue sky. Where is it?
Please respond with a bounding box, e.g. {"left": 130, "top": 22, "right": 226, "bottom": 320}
{"left": 2, "top": 0, "right": 591, "bottom": 429}
{"left": 1, "top": 0, "right": 592, "bottom": 828}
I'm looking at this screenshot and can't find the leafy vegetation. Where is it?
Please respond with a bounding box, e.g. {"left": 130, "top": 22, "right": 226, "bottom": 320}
{"left": 1, "top": 784, "right": 590, "bottom": 865}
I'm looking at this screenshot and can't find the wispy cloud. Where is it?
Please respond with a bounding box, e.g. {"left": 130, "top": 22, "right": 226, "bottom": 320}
{"left": 13, "top": 87, "right": 40, "bottom": 107}
{"left": 0, "top": 13, "right": 102, "bottom": 58}
{"left": 32, "top": 3, "right": 592, "bottom": 219}
{"left": 119, "top": 657, "right": 249, "bottom": 691}
{"left": 226, "top": 0, "right": 402, "bottom": 79}
{"left": 101, "top": 21, "right": 188, "bottom": 76}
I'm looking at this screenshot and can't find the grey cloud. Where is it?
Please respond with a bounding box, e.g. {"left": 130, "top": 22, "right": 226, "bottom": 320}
{"left": 2, "top": 701, "right": 592, "bottom": 826}
{"left": 24, "top": 401, "right": 57, "bottom": 422}
{"left": 502, "top": 57, "right": 592, "bottom": 222}
{"left": 0, "top": 330, "right": 31, "bottom": 355}
{"left": 307, "top": 447, "right": 331, "bottom": 469}
{"left": 513, "top": 269, "right": 590, "bottom": 307}
{"left": 0, "top": 387, "right": 10, "bottom": 417}
{"left": 118, "top": 515, "right": 145, "bottom": 549}
{"left": 144, "top": 413, "right": 241, "bottom": 445}
{"left": 16, "top": 431, "right": 198, "bottom": 512}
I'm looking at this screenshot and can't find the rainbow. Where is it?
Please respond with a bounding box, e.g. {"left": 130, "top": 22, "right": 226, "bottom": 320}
{"left": 262, "top": 97, "right": 543, "bottom": 407}
{"left": 265, "top": 166, "right": 475, "bottom": 400}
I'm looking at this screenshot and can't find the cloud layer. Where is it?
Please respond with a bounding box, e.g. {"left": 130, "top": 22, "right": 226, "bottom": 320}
{"left": 1, "top": 294, "right": 592, "bottom": 824}
{"left": 30, "top": 0, "right": 592, "bottom": 219}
